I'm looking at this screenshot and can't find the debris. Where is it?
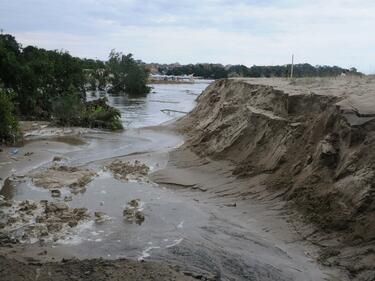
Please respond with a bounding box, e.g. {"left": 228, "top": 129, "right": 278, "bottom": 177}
{"left": 94, "top": 211, "right": 108, "bottom": 223}
{"left": 51, "top": 190, "right": 61, "bottom": 197}
{"left": 53, "top": 156, "right": 63, "bottom": 162}
{"left": 0, "top": 200, "right": 91, "bottom": 244}
{"left": 105, "top": 160, "right": 149, "bottom": 181}
{"left": 29, "top": 165, "right": 96, "bottom": 191}
{"left": 123, "top": 199, "right": 145, "bottom": 224}
{"left": 9, "top": 148, "right": 18, "bottom": 155}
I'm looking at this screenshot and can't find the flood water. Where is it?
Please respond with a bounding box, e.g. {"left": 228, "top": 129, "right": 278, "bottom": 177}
{"left": 89, "top": 81, "right": 210, "bottom": 128}
{"left": 3, "top": 81, "right": 212, "bottom": 259}
{"left": 1, "top": 80, "right": 339, "bottom": 281}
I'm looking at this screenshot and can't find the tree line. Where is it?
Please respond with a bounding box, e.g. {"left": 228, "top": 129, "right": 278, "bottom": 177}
{"left": 0, "top": 33, "right": 150, "bottom": 143}
{"left": 157, "top": 63, "right": 361, "bottom": 79}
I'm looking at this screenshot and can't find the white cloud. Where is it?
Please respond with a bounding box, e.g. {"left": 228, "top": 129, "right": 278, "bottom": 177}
{"left": 2, "top": 0, "right": 375, "bottom": 73}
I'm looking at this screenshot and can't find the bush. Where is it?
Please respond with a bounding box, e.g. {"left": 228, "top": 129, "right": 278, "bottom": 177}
{"left": 51, "top": 90, "right": 83, "bottom": 126}
{"left": 0, "top": 90, "right": 20, "bottom": 143}
{"left": 81, "top": 98, "right": 123, "bottom": 130}
{"left": 51, "top": 94, "right": 123, "bottom": 130}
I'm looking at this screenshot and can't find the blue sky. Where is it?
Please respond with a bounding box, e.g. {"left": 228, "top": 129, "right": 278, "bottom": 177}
{"left": 1, "top": 0, "right": 374, "bottom": 73}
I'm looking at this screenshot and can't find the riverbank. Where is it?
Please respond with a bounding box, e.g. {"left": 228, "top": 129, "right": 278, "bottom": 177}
{"left": 170, "top": 77, "right": 375, "bottom": 280}
{"left": 1, "top": 124, "right": 345, "bottom": 280}
{"left": 2, "top": 77, "right": 373, "bottom": 280}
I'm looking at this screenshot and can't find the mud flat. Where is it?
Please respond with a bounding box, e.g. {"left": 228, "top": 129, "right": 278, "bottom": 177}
{"left": 162, "top": 77, "right": 375, "bottom": 281}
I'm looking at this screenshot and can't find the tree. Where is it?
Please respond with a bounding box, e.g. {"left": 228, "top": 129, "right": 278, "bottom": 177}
{"left": 107, "top": 50, "right": 150, "bottom": 96}
{"left": 0, "top": 89, "right": 20, "bottom": 143}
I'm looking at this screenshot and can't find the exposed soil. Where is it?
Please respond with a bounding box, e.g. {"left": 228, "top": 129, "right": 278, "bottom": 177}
{"left": 0, "top": 255, "right": 197, "bottom": 281}
{"left": 174, "top": 77, "right": 375, "bottom": 280}
{"left": 105, "top": 160, "right": 150, "bottom": 181}
{"left": 0, "top": 196, "right": 90, "bottom": 244}
{"left": 29, "top": 165, "right": 97, "bottom": 193}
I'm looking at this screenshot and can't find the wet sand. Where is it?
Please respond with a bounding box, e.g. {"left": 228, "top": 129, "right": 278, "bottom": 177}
{"left": 0, "top": 124, "right": 347, "bottom": 281}
{"left": 0, "top": 80, "right": 352, "bottom": 280}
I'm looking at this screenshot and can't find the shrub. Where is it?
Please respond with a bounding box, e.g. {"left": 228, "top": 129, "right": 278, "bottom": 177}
{"left": 82, "top": 98, "right": 123, "bottom": 130}
{"left": 51, "top": 90, "right": 83, "bottom": 126}
{"left": 51, "top": 94, "right": 123, "bottom": 130}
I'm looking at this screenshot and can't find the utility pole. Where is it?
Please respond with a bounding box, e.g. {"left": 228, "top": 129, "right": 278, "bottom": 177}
{"left": 290, "top": 54, "right": 294, "bottom": 79}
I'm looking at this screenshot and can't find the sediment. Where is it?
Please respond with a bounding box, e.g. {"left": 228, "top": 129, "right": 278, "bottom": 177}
{"left": 175, "top": 78, "right": 375, "bottom": 280}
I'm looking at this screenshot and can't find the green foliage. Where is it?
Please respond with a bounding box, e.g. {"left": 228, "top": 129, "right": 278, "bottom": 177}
{"left": 0, "top": 34, "right": 126, "bottom": 131}
{"left": 0, "top": 89, "right": 20, "bottom": 143}
{"left": 51, "top": 94, "right": 123, "bottom": 131}
{"left": 161, "top": 63, "right": 362, "bottom": 79}
{"left": 81, "top": 98, "right": 123, "bottom": 130}
{"left": 107, "top": 50, "right": 150, "bottom": 96}
{"left": 51, "top": 88, "right": 83, "bottom": 126}
{"left": 0, "top": 34, "right": 86, "bottom": 118}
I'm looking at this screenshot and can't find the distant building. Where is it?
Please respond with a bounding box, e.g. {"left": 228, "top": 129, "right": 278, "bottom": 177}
{"left": 149, "top": 74, "right": 194, "bottom": 83}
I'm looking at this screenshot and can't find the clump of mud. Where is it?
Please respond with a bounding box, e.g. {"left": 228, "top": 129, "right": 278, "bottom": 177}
{"left": 176, "top": 78, "right": 375, "bottom": 280}
{"left": 0, "top": 196, "right": 90, "bottom": 244}
{"left": 105, "top": 160, "right": 150, "bottom": 181}
{"left": 123, "top": 199, "right": 145, "bottom": 224}
{"left": 29, "top": 165, "right": 96, "bottom": 193}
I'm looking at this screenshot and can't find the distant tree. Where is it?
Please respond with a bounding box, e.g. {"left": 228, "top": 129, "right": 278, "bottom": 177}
{"left": 161, "top": 62, "right": 362, "bottom": 79}
{"left": 107, "top": 50, "right": 150, "bottom": 96}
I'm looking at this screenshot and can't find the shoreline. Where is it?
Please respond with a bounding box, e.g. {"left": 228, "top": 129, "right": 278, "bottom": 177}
{"left": 1, "top": 122, "right": 348, "bottom": 280}
{"left": 3, "top": 77, "right": 374, "bottom": 280}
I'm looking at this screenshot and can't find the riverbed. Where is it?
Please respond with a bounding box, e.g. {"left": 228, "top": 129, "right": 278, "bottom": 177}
{"left": 0, "top": 81, "right": 347, "bottom": 281}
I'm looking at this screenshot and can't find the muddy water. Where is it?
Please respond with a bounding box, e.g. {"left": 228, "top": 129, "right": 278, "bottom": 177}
{"left": 2, "top": 83, "right": 211, "bottom": 258}
{"left": 1, "top": 81, "right": 342, "bottom": 281}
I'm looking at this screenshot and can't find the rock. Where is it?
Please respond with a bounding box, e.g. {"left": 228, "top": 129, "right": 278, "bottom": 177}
{"left": 68, "top": 220, "right": 78, "bottom": 228}
{"left": 123, "top": 199, "right": 145, "bottom": 224}
{"left": 317, "top": 140, "right": 338, "bottom": 167}
{"left": 51, "top": 189, "right": 61, "bottom": 197}
{"left": 45, "top": 202, "right": 68, "bottom": 213}
{"left": 94, "top": 211, "right": 106, "bottom": 218}
{"left": 53, "top": 156, "right": 63, "bottom": 162}
{"left": 94, "top": 212, "right": 107, "bottom": 223}
{"left": 128, "top": 199, "right": 140, "bottom": 208}
{"left": 135, "top": 211, "right": 145, "bottom": 223}
{"left": 54, "top": 202, "right": 69, "bottom": 211}
{"left": 64, "top": 195, "right": 73, "bottom": 202}
{"left": 73, "top": 208, "right": 89, "bottom": 218}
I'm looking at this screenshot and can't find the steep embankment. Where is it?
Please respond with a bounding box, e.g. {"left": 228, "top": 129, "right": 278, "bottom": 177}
{"left": 177, "top": 78, "right": 375, "bottom": 280}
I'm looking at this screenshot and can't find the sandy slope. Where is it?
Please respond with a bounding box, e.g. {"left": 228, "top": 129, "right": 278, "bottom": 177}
{"left": 168, "top": 77, "right": 375, "bottom": 281}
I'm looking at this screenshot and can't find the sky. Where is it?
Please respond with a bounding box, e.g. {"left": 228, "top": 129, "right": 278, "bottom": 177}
{"left": 0, "top": 0, "right": 374, "bottom": 73}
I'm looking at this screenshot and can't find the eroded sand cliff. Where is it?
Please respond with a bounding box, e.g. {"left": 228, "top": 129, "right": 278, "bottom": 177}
{"left": 176, "top": 77, "right": 375, "bottom": 280}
